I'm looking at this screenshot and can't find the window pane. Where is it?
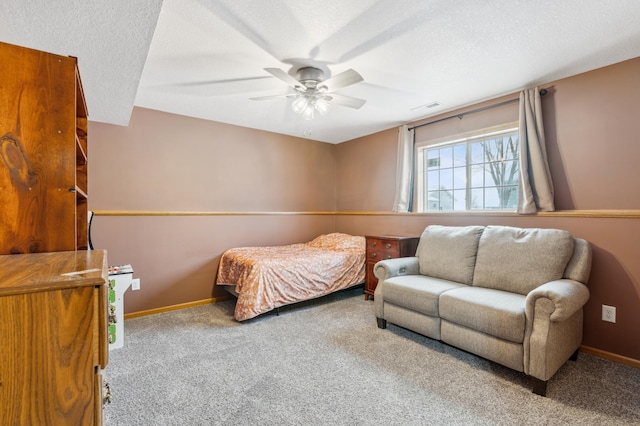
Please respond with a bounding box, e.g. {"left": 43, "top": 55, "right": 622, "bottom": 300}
{"left": 453, "top": 144, "right": 466, "bottom": 166}
{"left": 503, "top": 160, "right": 519, "bottom": 185}
{"left": 427, "top": 150, "right": 440, "bottom": 169}
{"left": 453, "top": 189, "right": 466, "bottom": 211}
{"left": 427, "top": 170, "right": 439, "bottom": 190}
{"left": 427, "top": 191, "right": 440, "bottom": 211}
{"left": 484, "top": 165, "right": 499, "bottom": 187}
{"left": 439, "top": 190, "right": 454, "bottom": 211}
{"left": 453, "top": 167, "right": 466, "bottom": 189}
{"left": 502, "top": 186, "right": 518, "bottom": 209}
{"left": 484, "top": 139, "right": 499, "bottom": 161}
{"left": 504, "top": 136, "right": 518, "bottom": 160}
{"left": 470, "top": 165, "right": 484, "bottom": 187}
{"left": 484, "top": 187, "right": 501, "bottom": 209}
{"left": 471, "top": 142, "right": 484, "bottom": 164}
{"left": 470, "top": 188, "right": 484, "bottom": 209}
{"left": 439, "top": 146, "right": 453, "bottom": 168}
{"left": 440, "top": 169, "right": 453, "bottom": 190}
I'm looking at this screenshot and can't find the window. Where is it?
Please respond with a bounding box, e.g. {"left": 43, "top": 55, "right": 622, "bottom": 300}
{"left": 416, "top": 125, "right": 519, "bottom": 212}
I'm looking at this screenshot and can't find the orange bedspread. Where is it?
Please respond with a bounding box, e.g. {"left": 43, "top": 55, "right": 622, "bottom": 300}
{"left": 216, "top": 233, "right": 365, "bottom": 321}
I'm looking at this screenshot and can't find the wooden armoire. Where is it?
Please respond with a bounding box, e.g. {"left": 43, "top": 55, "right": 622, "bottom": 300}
{"left": 0, "top": 42, "right": 109, "bottom": 425}
{"left": 0, "top": 40, "right": 89, "bottom": 255}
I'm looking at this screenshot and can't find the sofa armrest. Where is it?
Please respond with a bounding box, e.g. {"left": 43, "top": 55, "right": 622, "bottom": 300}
{"left": 525, "top": 279, "right": 590, "bottom": 322}
{"left": 524, "top": 279, "right": 590, "bottom": 380}
{"left": 374, "top": 257, "right": 420, "bottom": 281}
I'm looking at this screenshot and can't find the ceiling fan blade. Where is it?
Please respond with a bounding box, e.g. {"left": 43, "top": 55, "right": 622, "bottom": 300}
{"left": 249, "top": 93, "right": 295, "bottom": 101}
{"left": 171, "top": 76, "right": 272, "bottom": 88}
{"left": 325, "top": 93, "right": 366, "bottom": 109}
{"left": 319, "top": 69, "right": 363, "bottom": 92}
{"left": 264, "top": 68, "right": 305, "bottom": 91}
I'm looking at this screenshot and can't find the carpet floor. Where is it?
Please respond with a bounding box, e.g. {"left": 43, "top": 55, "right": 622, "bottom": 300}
{"left": 105, "top": 287, "right": 640, "bottom": 425}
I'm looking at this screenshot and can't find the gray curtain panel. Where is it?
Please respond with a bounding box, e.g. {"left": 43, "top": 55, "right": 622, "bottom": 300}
{"left": 518, "top": 87, "right": 555, "bottom": 214}
{"left": 392, "top": 124, "right": 414, "bottom": 212}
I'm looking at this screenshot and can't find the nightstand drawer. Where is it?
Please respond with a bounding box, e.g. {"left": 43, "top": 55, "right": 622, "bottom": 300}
{"left": 367, "top": 250, "right": 395, "bottom": 261}
{"left": 364, "top": 235, "right": 420, "bottom": 300}
{"left": 366, "top": 238, "right": 399, "bottom": 253}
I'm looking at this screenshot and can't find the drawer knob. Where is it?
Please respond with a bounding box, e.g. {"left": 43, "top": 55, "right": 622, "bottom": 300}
{"left": 385, "top": 243, "right": 392, "bottom": 249}
{"left": 371, "top": 241, "right": 377, "bottom": 247}
{"left": 386, "top": 255, "right": 392, "bottom": 259}
{"left": 371, "top": 252, "right": 377, "bottom": 258}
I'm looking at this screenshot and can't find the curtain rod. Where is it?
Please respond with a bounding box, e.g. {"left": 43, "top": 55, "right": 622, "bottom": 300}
{"left": 408, "top": 88, "right": 548, "bottom": 131}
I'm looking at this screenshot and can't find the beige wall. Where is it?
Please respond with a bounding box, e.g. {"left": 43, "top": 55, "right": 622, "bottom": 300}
{"left": 88, "top": 57, "right": 640, "bottom": 362}
{"left": 545, "top": 57, "right": 640, "bottom": 210}
{"left": 89, "top": 108, "right": 336, "bottom": 312}
{"left": 90, "top": 108, "right": 336, "bottom": 212}
{"left": 335, "top": 127, "right": 398, "bottom": 212}
{"left": 335, "top": 58, "right": 640, "bottom": 361}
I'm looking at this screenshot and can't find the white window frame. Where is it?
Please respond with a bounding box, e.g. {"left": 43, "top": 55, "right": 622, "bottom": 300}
{"left": 415, "top": 122, "right": 519, "bottom": 212}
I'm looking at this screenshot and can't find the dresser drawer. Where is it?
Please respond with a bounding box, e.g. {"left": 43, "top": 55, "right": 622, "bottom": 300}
{"left": 366, "top": 238, "right": 399, "bottom": 254}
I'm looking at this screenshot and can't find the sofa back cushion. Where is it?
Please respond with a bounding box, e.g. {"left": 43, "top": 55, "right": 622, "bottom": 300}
{"left": 416, "top": 225, "right": 485, "bottom": 285}
{"left": 472, "top": 226, "right": 574, "bottom": 295}
{"left": 563, "top": 238, "right": 592, "bottom": 285}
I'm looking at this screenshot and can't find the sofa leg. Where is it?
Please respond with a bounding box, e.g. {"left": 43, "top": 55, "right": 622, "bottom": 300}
{"left": 531, "top": 377, "right": 547, "bottom": 396}
{"left": 569, "top": 348, "right": 579, "bottom": 361}
{"left": 376, "top": 318, "right": 387, "bottom": 329}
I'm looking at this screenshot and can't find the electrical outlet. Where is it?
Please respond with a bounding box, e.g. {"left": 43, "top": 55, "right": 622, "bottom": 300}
{"left": 602, "top": 305, "right": 616, "bottom": 323}
{"left": 131, "top": 278, "right": 141, "bottom": 291}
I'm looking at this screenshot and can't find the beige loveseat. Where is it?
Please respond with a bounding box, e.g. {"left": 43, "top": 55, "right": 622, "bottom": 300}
{"left": 373, "top": 225, "right": 592, "bottom": 396}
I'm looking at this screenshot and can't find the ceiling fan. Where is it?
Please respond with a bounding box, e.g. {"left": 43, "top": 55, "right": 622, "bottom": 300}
{"left": 250, "top": 67, "right": 366, "bottom": 120}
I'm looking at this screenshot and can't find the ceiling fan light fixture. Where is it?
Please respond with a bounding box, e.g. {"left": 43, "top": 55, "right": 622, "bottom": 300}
{"left": 292, "top": 96, "right": 309, "bottom": 114}
{"left": 292, "top": 92, "right": 331, "bottom": 120}
{"left": 254, "top": 66, "right": 365, "bottom": 121}
{"left": 301, "top": 101, "right": 315, "bottom": 120}
{"left": 314, "top": 97, "right": 330, "bottom": 115}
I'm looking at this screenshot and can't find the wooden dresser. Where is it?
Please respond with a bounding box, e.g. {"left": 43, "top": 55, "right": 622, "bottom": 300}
{"left": 364, "top": 235, "right": 420, "bottom": 300}
{"left": 0, "top": 250, "right": 110, "bottom": 425}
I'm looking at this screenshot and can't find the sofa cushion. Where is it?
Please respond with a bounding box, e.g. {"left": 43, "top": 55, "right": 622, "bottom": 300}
{"left": 382, "top": 275, "right": 466, "bottom": 316}
{"left": 416, "top": 225, "right": 485, "bottom": 285}
{"left": 563, "top": 238, "right": 592, "bottom": 284}
{"left": 472, "top": 226, "right": 574, "bottom": 295}
{"left": 439, "top": 287, "right": 526, "bottom": 343}
{"left": 441, "top": 321, "right": 524, "bottom": 372}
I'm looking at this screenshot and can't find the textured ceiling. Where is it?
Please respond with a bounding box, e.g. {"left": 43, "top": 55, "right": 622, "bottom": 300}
{"left": 0, "top": 1, "right": 163, "bottom": 127}
{"left": 3, "top": 1, "right": 640, "bottom": 143}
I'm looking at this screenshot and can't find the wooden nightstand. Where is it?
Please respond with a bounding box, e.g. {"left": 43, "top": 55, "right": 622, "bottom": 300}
{"left": 364, "top": 235, "right": 420, "bottom": 300}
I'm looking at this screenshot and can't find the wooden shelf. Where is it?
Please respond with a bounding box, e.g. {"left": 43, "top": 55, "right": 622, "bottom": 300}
{"left": 76, "top": 134, "right": 88, "bottom": 164}
{"left": 75, "top": 186, "right": 88, "bottom": 199}
{"left": 0, "top": 41, "right": 89, "bottom": 254}
{"left": 74, "top": 61, "right": 89, "bottom": 251}
{"left": 75, "top": 64, "right": 88, "bottom": 119}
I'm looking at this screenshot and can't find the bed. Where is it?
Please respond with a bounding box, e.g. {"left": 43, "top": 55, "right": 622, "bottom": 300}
{"left": 216, "top": 233, "right": 365, "bottom": 321}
